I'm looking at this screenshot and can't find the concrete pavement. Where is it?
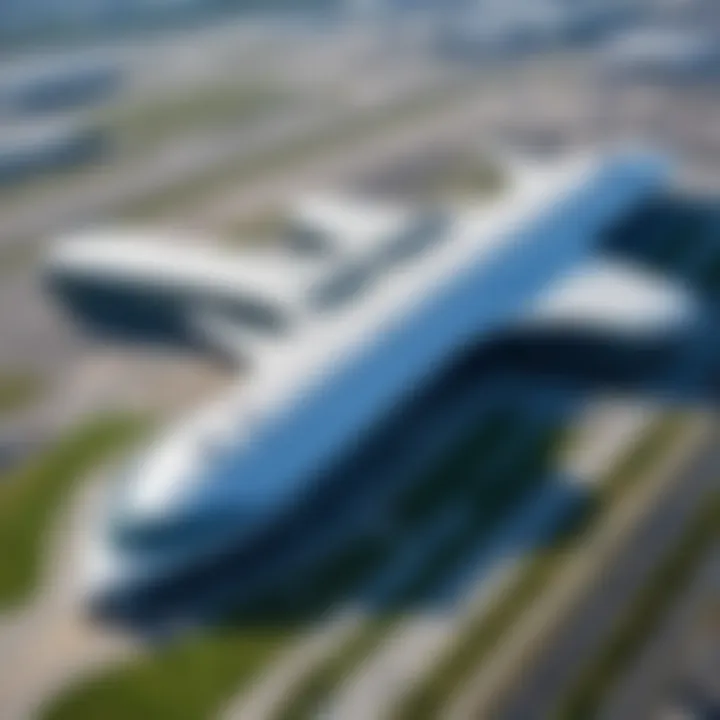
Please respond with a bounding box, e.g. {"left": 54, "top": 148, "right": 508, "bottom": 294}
{"left": 321, "top": 476, "right": 580, "bottom": 720}
{"left": 219, "top": 381, "right": 568, "bottom": 720}
{"left": 319, "top": 400, "right": 660, "bottom": 720}
{"left": 599, "top": 544, "right": 720, "bottom": 720}
{"left": 0, "top": 474, "right": 140, "bottom": 720}
{"left": 0, "top": 100, "right": 347, "bottom": 247}
{"left": 0, "top": 38, "right": 454, "bottom": 248}
{"left": 446, "top": 412, "right": 715, "bottom": 720}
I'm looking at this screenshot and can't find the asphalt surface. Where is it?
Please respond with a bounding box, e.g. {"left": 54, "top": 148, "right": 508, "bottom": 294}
{"left": 0, "top": 27, "right": 453, "bottom": 248}
{"left": 0, "top": 33, "right": 463, "bottom": 443}
{"left": 600, "top": 546, "right": 720, "bottom": 720}
{"left": 0, "top": 355, "right": 551, "bottom": 719}
{"left": 488, "top": 426, "right": 720, "bottom": 720}
{"left": 0, "top": 266, "right": 82, "bottom": 376}
{"left": 0, "top": 100, "right": 353, "bottom": 246}
{"left": 0, "top": 477, "right": 139, "bottom": 720}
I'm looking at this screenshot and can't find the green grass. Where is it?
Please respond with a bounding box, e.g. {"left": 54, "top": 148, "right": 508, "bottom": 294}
{"left": 394, "top": 506, "right": 592, "bottom": 720}
{"left": 44, "top": 627, "right": 289, "bottom": 720}
{"left": 0, "top": 414, "right": 148, "bottom": 608}
{"left": 43, "top": 514, "right": 393, "bottom": 720}
{"left": 37, "top": 411, "right": 692, "bottom": 720}
{"left": 40, "top": 411, "right": 554, "bottom": 720}
{"left": 0, "top": 371, "right": 43, "bottom": 416}
{"left": 556, "top": 492, "right": 720, "bottom": 720}
{"left": 393, "top": 413, "right": 690, "bottom": 720}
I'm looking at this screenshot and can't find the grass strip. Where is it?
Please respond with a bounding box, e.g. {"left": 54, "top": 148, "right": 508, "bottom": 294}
{"left": 272, "top": 619, "right": 392, "bottom": 720}
{"left": 45, "top": 525, "right": 399, "bottom": 720}
{"left": 393, "top": 413, "right": 688, "bottom": 720}
{"left": 44, "top": 627, "right": 289, "bottom": 720}
{"left": 394, "top": 504, "right": 592, "bottom": 720}
{"left": 599, "top": 414, "right": 686, "bottom": 505}
{"left": 44, "top": 410, "right": 493, "bottom": 720}
{"left": 41, "top": 411, "right": 545, "bottom": 720}
{"left": 43, "top": 496, "right": 394, "bottom": 720}
{"left": 556, "top": 492, "right": 720, "bottom": 720}
{"left": 0, "top": 371, "right": 43, "bottom": 416}
{"left": 0, "top": 414, "right": 148, "bottom": 608}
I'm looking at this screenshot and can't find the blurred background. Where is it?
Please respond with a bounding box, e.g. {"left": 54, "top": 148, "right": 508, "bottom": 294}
{"left": 2, "top": 0, "right": 720, "bottom": 445}
{"left": 0, "top": 1, "right": 718, "bottom": 719}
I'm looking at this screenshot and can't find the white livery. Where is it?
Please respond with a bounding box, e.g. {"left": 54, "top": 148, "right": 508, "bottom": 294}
{"left": 45, "top": 150, "right": 672, "bottom": 607}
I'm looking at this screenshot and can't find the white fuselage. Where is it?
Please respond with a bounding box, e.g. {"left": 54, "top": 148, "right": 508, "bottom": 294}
{"left": 50, "top": 151, "right": 670, "bottom": 607}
